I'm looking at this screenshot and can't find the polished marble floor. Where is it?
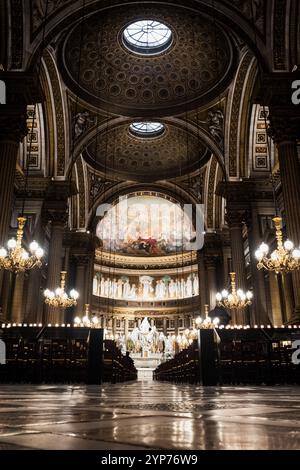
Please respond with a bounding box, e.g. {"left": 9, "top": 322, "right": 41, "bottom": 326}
{"left": 0, "top": 381, "right": 300, "bottom": 450}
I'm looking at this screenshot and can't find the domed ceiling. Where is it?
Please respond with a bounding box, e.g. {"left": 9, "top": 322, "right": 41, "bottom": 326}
{"left": 61, "top": 4, "right": 236, "bottom": 116}
{"left": 83, "top": 122, "right": 210, "bottom": 182}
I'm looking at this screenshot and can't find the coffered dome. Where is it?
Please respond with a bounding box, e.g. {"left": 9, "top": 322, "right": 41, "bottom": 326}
{"left": 61, "top": 4, "right": 236, "bottom": 116}
{"left": 83, "top": 121, "right": 210, "bottom": 182}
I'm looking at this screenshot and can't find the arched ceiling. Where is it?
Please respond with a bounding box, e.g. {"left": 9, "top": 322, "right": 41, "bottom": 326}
{"left": 83, "top": 121, "right": 210, "bottom": 182}
{"left": 3, "top": 0, "right": 297, "bottom": 231}
{"left": 60, "top": 4, "right": 236, "bottom": 116}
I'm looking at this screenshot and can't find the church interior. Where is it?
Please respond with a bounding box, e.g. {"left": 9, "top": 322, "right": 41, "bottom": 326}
{"left": 0, "top": 0, "right": 300, "bottom": 452}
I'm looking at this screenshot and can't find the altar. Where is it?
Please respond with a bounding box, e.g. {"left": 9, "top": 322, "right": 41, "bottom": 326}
{"left": 127, "top": 318, "right": 172, "bottom": 380}
{"left": 131, "top": 353, "right": 163, "bottom": 381}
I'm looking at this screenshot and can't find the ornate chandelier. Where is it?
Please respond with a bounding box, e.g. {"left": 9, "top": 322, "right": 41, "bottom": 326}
{"left": 216, "top": 272, "right": 253, "bottom": 310}
{"left": 194, "top": 304, "right": 220, "bottom": 329}
{"left": 44, "top": 271, "right": 79, "bottom": 308}
{"left": 0, "top": 217, "right": 44, "bottom": 273}
{"left": 255, "top": 217, "right": 300, "bottom": 274}
{"left": 74, "top": 304, "right": 99, "bottom": 327}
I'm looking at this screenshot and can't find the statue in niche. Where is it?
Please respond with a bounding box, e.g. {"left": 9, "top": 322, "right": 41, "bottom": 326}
{"left": 155, "top": 280, "right": 161, "bottom": 299}
{"left": 169, "top": 279, "right": 176, "bottom": 299}
{"left": 123, "top": 280, "right": 131, "bottom": 299}
{"left": 117, "top": 279, "right": 123, "bottom": 298}
{"left": 160, "top": 280, "right": 167, "bottom": 299}
{"left": 93, "top": 275, "right": 98, "bottom": 296}
{"left": 100, "top": 276, "right": 105, "bottom": 297}
{"left": 180, "top": 278, "right": 185, "bottom": 298}
{"left": 193, "top": 274, "right": 199, "bottom": 296}
{"left": 190, "top": 177, "right": 203, "bottom": 202}
{"left": 186, "top": 276, "right": 193, "bottom": 298}
{"left": 129, "top": 284, "right": 137, "bottom": 299}
{"left": 73, "top": 111, "right": 95, "bottom": 139}
{"left": 206, "top": 110, "right": 224, "bottom": 148}
{"left": 112, "top": 279, "right": 118, "bottom": 298}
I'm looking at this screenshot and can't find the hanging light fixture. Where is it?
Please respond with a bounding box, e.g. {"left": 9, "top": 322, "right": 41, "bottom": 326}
{"left": 216, "top": 273, "right": 253, "bottom": 310}
{"left": 194, "top": 304, "right": 220, "bottom": 329}
{"left": 74, "top": 304, "right": 100, "bottom": 327}
{"left": 255, "top": 217, "right": 300, "bottom": 273}
{"left": 44, "top": 271, "right": 79, "bottom": 308}
{"left": 0, "top": 217, "right": 44, "bottom": 273}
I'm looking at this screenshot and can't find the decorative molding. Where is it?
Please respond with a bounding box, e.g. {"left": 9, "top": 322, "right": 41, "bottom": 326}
{"left": 206, "top": 156, "right": 218, "bottom": 229}
{"left": 95, "top": 249, "right": 197, "bottom": 270}
{"left": 61, "top": 4, "right": 236, "bottom": 116}
{"left": 42, "top": 49, "right": 66, "bottom": 176}
{"left": 75, "top": 157, "right": 86, "bottom": 228}
{"left": 273, "top": 0, "right": 287, "bottom": 70}
{"left": 9, "top": 0, "right": 23, "bottom": 69}
{"left": 88, "top": 170, "right": 115, "bottom": 210}
{"left": 229, "top": 51, "right": 253, "bottom": 177}
{"left": 84, "top": 121, "right": 209, "bottom": 182}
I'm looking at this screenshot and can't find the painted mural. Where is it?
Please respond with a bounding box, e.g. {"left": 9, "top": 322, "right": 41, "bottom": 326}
{"left": 95, "top": 195, "right": 195, "bottom": 256}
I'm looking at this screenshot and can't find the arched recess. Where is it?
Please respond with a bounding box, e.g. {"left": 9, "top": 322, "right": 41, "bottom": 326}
{"left": 84, "top": 180, "right": 203, "bottom": 232}
{"left": 40, "top": 48, "right": 69, "bottom": 177}
{"left": 225, "top": 49, "right": 257, "bottom": 179}
{"left": 204, "top": 155, "right": 224, "bottom": 230}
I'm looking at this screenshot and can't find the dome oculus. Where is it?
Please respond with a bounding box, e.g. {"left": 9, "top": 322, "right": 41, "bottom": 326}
{"left": 129, "top": 122, "right": 165, "bottom": 137}
{"left": 123, "top": 20, "right": 172, "bottom": 55}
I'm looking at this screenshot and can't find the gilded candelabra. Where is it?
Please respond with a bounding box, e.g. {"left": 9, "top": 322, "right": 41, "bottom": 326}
{"left": 74, "top": 304, "right": 100, "bottom": 327}
{"left": 0, "top": 217, "right": 44, "bottom": 273}
{"left": 216, "top": 273, "right": 253, "bottom": 310}
{"left": 44, "top": 271, "right": 79, "bottom": 308}
{"left": 255, "top": 217, "right": 300, "bottom": 274}
{"left": 194, "top": 304, "right": 220, "bottom": 330}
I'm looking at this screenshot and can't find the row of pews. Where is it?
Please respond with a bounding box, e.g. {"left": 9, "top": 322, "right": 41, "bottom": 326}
{"left": 0, "top": 326, "right": 137, "bottom": 384}
{"left": 103, "top": 339, "right": 137, "bottom": 382}
{"left": 154, "top": 328, "right": 300, "bottom": 385}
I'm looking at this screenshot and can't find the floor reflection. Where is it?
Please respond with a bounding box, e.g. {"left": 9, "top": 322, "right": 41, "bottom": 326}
{"left": 0, "top": 382, "right": 300, "bottom": 449}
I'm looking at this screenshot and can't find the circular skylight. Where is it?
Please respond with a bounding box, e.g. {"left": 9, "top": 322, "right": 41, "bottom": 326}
{"left": 129, "top": 122, "right": 165, "bottom": 138}
{"left": 123, "top": 20, "right": 172, "bottom": 55}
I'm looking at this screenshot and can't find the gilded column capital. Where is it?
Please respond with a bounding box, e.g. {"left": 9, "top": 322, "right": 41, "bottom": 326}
{"left": 225, "top": 210, "right": 245, "bottom": 229}
{"left": 0, "top": 112, "right": 28, "bottom": 142}
{"left": 268, "top": 113, "right": 300, "bottom": 144}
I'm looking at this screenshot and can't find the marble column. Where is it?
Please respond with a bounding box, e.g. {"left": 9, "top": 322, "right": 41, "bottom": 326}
{"left": 43, "top": 181, "right": 76, "bottom": 324}
{"left": 74, "top": 256, "right": 88, "bottom": 316}
{"left": 268, "top": 272, "right": 284, "bottom": 326}
{"left": 163, "top": 318, "right": 167, "bottom": 336}
{"left": 205, "top": 256, "right": 218, "bottom": 311}
{"left": 0, "top": 72, "right": 41, "bottom": 319}
{"left": 25, "top": 265, "right": 43, "bottom": 323}
{"left": 227, "top": 212, "right": 248, "bottom": 325}
{"left": 11, "top": 273, "right": 25, "bottom": 323}
{"left": 124, "top": 317, "right": 129, "bottom": 345}
{"left": 112, "top": 317, "right": 116, "bottom": 336}
{"left": 174, "top": 316, "right": 179, "bottom": 354}
{"left": 45, "top": 221, "right": 65, "bottom": 324}
{"left": 227, "top": 211, "right": 247, "bottom": 290}
{"left": 259, "top": 74, "right": 300, "bottom": 322}
{"left": 270, "top": 123, "right": 300, "bottom": 321}
{"left": 197, "top": 251, "right": 207, "bottom": 312}
{"left": 246, "top": 207, "right": 269, "bottom": 325}
{"left": 281, "top": 274, "right": 294, "bottom": 323}
{"left": 0, "top": 119, "right": 27, "bottom": 318}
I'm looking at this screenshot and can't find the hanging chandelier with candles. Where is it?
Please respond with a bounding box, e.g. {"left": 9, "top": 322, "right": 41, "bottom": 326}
{"left": 194, "top": 304, "right": 220, "bottom": 329}
{"left": 255, "top": 217, "right": 300, "bottom": 274}
{"left": 0, "top": 217, "right": 44, "bottom": 273}
{"left": 74, "top": 304, "right": 100, "bottom": 327}
{"left": 216, "top": 272, "right": 253, "bottom": 310}
{"left": 44, "top": 271, "right": 79, "bottom": 308}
